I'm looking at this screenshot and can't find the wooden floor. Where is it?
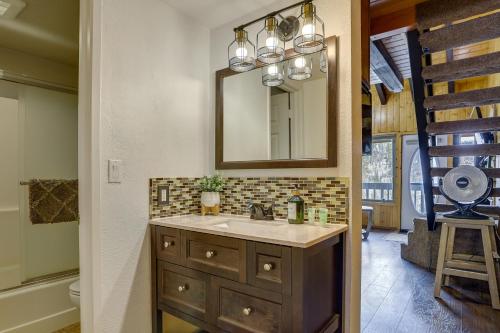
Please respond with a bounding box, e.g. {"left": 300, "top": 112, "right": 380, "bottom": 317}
{"left": 362, "top": 230, "right": 500, "bottom": 333}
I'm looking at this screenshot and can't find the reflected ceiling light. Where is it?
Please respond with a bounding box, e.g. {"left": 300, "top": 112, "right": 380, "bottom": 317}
{"left": 294, "top": 2, "right": 325, "bottom": 54}
{"left": 262, "top": 63, "right": 285, "bottom": 87}
{"left": 288, "top": 55, "right": 312, "bottom": 80}
{"left": 320, "top": 49, "right": 327, "bottom": 73}
{"left": 228, "top": 29, "right": 256, "bottom": 72}
{"left": 257, "top": 16, "right": 285, "bottom": 64}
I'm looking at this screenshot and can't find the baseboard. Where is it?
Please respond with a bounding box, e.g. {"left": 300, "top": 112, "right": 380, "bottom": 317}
{"left": 0, "top": 307, "right": 79, "bottom": 333}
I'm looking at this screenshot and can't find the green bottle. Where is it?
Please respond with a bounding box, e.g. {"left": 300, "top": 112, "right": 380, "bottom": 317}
{"left": 288, "top": 186, "right": 304, "bottom": 224}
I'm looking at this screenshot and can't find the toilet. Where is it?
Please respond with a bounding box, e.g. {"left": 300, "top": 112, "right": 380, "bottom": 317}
{"left": 69, "top": 280, "right": 80, "bottom": 308}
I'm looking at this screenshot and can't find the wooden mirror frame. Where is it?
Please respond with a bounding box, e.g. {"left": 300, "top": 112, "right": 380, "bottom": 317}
{"left": 216, "top": 35, "right": 338, "bottom": 169}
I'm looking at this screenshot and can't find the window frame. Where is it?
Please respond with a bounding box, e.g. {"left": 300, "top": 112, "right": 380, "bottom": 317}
{"left": 362, "top": 135, "right": 396, "bottom": 203}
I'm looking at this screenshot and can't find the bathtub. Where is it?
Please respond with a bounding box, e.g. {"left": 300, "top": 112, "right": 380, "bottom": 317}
{"left": 0, "top": 276, "right": 80, "bottom": 333}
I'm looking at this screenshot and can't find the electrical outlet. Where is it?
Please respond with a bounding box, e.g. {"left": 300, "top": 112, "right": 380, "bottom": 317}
{"left": 158, "top": 185, "right": 169, "bottom": 205}
{"left": 108, "top": 159, "right": 122, "bottom": 183}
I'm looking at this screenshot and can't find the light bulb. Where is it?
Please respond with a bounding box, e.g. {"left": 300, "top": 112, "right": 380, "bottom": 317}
{"left": 265, "top": 36, "right": 278, "bottom": 48}
{"left": 294, "top": 57, "right": 306, "bottom": 68}
{"left": 235, "top": 47, "right": 248, "bottom": 58}
{"left": 302, "top": 23, "right": 315, "bottom": 36}
{"left": 267, "top": 64, "right": 278, "bottom": 75}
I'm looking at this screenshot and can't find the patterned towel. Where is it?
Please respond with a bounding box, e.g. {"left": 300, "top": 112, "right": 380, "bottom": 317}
{"left": 28, "top": 179, "right": 79, "bottom": 224}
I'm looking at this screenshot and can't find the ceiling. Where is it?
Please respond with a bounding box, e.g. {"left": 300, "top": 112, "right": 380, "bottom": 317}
{"left": 370, "top": 33, "right": 411, "bottom": 85}
{"left": 0, "top": 0, "right": 79, "bottom": 66}
{"left": 162, "top": 0, "right": 293, "bottom": 29}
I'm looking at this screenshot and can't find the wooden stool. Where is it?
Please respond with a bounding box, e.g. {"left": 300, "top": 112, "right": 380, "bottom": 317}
{"left": 434, "top": 216, "right": 500, "bottom": 310}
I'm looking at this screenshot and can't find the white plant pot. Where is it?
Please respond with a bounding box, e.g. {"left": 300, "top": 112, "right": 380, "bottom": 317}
{"left": 201, "top": 192, "right": 220, "bottom": 207}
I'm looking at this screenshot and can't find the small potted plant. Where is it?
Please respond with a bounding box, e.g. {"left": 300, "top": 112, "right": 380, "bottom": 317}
{"left": 198, "top": 175, "right": 225, "bottom": 215}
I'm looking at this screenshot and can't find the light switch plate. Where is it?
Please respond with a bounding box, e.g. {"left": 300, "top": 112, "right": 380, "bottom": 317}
{"left": 158, "top": 185, "right": 169, "bottom": 205}
{"left": 108, "top": 159, "right": 122, "bottom": 183}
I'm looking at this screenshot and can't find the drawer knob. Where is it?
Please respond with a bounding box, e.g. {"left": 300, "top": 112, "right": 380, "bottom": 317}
{"left": 205, "top": 250, "right": 216, "bottom": 258}
{"left": 178, "top": 285, "right": 187, "bottom": 292}
{"left": 242, "top": 307, "right": 252, "bottom": 316}
{"left": 164, "top": 241, "right": 174, "bottom": 248}
{"left": 263, "top": 263, "right": 274, "bottom": 272}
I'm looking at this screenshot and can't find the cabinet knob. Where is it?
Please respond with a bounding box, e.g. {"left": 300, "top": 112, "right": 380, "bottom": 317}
{"left": 205, "top": 250, "right": 216, "bottom": 258}
{"left": 178, "top": 285, "right": 186, "bottom": 292}
{"left": 263, "top": 263, "right": 274, "bottom": 272}
{"left": 242, "top": 307, "right": 252, "bottom": 316}
{"left": 164, "top": 240, "right": 174, "bottom": 248}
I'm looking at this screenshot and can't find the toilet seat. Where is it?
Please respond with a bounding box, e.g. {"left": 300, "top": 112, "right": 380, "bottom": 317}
{"left": 69, "top": 280, "right": 80, "bottom": 296}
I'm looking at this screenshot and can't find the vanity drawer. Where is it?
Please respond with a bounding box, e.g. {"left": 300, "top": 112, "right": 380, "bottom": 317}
{"left": 217, "top": 285, "right": 282, "bottom": 333}
{"left": 157, "top": 261, "right": 209, "bottom": 321}
{"left": 185, "top": 231, "right": 246, "bottom": 282}
{"left": 155, "top": 226, "right": 182, "bottom": 264}
{"left": 248, "top": 242, "right": 291, "bottom": 294}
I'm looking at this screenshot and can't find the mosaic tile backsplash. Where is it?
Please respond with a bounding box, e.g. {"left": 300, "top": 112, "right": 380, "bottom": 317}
{"left": 149, "top": 177, "right": 349, "bottom": 224}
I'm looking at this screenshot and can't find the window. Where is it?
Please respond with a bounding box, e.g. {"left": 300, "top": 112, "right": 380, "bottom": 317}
{"left": 459, "top": 135, "right": 476, "bottom": 166}
{"left": 362, "top": 136, "right": 395, "bottom": 201}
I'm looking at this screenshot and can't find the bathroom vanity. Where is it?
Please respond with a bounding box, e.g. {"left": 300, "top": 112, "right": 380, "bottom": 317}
{"left": 150, "top": 215, "right": 347, "bottom": 333}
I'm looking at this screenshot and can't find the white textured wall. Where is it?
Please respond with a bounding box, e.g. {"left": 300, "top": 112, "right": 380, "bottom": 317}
{"left": 91, "top": 0, "right": 210, "bottom": 331}
{"left": 0, "top": 47, "right": 78, "bottom": 88}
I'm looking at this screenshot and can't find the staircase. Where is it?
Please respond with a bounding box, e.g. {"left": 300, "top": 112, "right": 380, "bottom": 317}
{"left": 407, "top": 0, "right": 500, "bottom": 230}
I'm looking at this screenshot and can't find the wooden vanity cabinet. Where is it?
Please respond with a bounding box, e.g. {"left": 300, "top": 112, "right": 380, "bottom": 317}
{"left": 151, "top": 225, "right": 344, "bottom": 333}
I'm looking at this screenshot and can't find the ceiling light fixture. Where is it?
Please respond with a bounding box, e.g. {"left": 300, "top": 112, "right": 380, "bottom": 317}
{"left": 288, "top": 55, "right": 312, "bottom": 80}
{"left": 257, "top": 16, "right": 285, "bottom": 64}
{"left": 294, "top": 2, "right": 325, "bottom": 54}
{"left": 228, "top": 29, "right": 256, "bottom": 72}
{"left": 320, "top": 49, "right": 328, "bottom": 73}
{"left": 262, "top": 62, "right": 285, "bottom": 87}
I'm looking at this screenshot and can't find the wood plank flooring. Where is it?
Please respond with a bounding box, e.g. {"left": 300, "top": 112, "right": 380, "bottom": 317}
{"left": 362, "top": 230, "right": 500, "bottom": 333}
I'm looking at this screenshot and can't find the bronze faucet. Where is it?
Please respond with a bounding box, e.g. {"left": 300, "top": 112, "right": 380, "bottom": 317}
{"left": 248, "top": 201, "right": 274, "bottom": 220}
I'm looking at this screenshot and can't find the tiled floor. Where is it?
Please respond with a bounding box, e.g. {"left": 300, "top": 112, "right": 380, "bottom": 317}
{"left": 362, "top": 230, "right": 500, "bottom": 333}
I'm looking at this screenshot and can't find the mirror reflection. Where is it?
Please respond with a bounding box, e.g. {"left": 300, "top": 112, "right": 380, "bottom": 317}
{"left": 223, "top": 50, "right": 327, "bottom": 162}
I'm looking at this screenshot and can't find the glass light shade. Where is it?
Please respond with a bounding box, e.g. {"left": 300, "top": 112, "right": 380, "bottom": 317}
{"left": 228, "top": 29, "right": 256, "bottom": 72}
{"left": 262, "top": 62, "right": 285, "bottom": 87}
{"left": 294, "top": 2, "right": 325, "bottom": 54}
{"left": 320, "top": 49, "right": 327, "bottom": 73}
{"left": 288, "top": 55, "right": 312, "bottom": 80}
{"left": 257, "top": 17, "right": 285, "bottom": 64}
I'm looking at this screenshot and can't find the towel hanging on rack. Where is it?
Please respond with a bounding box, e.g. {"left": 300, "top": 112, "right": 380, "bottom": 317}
{"left": 25, "top": 179, "right": 79, "bottom": 224}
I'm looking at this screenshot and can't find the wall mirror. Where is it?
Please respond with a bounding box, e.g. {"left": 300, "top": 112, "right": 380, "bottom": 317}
{"left": 216, "top": 36, "right": 337, "bottom": 169}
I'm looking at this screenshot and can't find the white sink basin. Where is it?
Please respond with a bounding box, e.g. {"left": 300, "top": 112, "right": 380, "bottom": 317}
{"left": 207, "top": 219, "right": 283, "bottom": 233}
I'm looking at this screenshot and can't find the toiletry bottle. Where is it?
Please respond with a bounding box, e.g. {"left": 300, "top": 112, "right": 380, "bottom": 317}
{"left": 288, "top": 186, "right": 304, "bottom": 224}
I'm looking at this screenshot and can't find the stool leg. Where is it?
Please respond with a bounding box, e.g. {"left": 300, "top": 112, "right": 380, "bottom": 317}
{"left": 489, "top": 226, "right": 499, "bottom": 259}
{"left": 481, "top": 225, "right": 500, "bottom": 310}
{"left": 444, "top": 226, "right": 455, "bottom": 287}
{"left": 434, "top": 223, "right": 449, "bottom": 298}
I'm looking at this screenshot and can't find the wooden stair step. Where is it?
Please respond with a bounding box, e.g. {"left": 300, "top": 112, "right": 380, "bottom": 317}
{"left": 417, "top": 0, "right": 500, "bottom": 31}
{"left": 419, "top": 12, "right": 500, "bottom": 53}
{"left": 434, "top": 204, "right": 500, "bottom": 217}
{"left": 432, "top": 187, "right": 500, "bottom": 197}
{"left": 426, "top": 117, "right": 500, "bottom": 135}
{"left": 422, "top": 52, "right": 500, "bottom": 83}
{"left": 428, "top": 143, "right": 500, "bottom": 157}
{"left": 431, "top": 168, "right": 500, "bottom": 178}
{"left": 424, "top": 87, "right": 500, "bottom": 111}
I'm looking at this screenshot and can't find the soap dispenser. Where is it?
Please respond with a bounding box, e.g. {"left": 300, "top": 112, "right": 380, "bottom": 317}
{"left": 288, "top": 185, "right": 304, "bottom": 224}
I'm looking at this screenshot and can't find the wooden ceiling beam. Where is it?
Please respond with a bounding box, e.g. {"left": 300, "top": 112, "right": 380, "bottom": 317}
{"left": 375, "top": 84, "right": 388, "bottom": 105}
{"left": 370, "top": 40, "right": 404, "bottom": 92}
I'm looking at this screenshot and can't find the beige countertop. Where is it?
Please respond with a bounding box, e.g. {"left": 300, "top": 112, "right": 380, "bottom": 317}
{"left": 149, "top": 214, "right": 348, "bottom": 248}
